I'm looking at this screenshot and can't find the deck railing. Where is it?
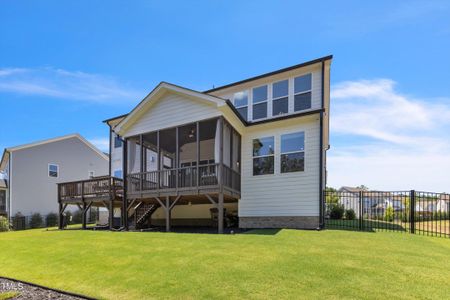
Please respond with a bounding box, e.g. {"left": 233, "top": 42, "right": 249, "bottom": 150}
{"left": 58, "top": 176, "right": 124, "bottom": 199}
{"left": 128, "top": 163, "right": 240, "bottom": 194}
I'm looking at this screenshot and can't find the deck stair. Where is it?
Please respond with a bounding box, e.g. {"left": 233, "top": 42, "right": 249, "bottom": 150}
{"left": 129, "top": 203, "right": 160, "bottom": 230}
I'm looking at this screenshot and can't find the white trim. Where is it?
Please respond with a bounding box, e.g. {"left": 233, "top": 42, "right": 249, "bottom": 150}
{"left": 48, "top": 163, "right": 59, "bottom": 178}
{"left": 3, "top": 134, "right": 109, "bottom": 162}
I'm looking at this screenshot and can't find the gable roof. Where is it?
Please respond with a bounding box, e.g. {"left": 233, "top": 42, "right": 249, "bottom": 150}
{"left": 113, "top": 81, "right": 237, "bottom": 135}
{"left": 0, "top": 134, "right": 108, "bottom": 171}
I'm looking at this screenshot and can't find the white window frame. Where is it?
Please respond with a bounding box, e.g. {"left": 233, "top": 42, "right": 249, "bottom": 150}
{"left": 272, "top": 79, "right": 289, "bottom": 117}
{"left": 293, "top": 73, "right": 313, "bottom": 112}
{"left": 233, "top": 90, "right": 249, "bottom": 121}
{"left": 252, "top": 136, "right": 275, "bottom": 176}
{"left": 280, "top": 131, "right": 305, "bottom": 173}
{"left": 48, "top": 163, "right": 59, "bottom": 178}
{"left": 251, "top": 85, "right": 269, "bottom": 121}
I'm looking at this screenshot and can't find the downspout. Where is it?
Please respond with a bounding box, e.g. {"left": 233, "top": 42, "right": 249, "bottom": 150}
{"left": 7, "top": 151, "right": 11, "bottom": 223}
{"left": 318, "top": 61, "right": 325, "bottom": 229}
{"left": 108, "top": 127, "right": 112, "bottom": 176}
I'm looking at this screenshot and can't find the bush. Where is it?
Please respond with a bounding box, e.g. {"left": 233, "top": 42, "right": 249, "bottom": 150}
{"left": 46, "top": 213, "right": 58, "bottom": 227}
{"left": 12, "top": 212, "right": 26, "bottom": 230}
{"left": 329, "top": 203, "right": 345, "bottom": 219}
{"left": 72, "top": 209, "right": 83, "bottom": 224}
{"left": 0, "top": 216, "right": 9, "bottom": 232}
{"left": 384, "top": 206, "right": 394, "bottom": 222}
{"left": 29, "top": 213, "right": 43, "bottom": 228}
{"left": 345, "top": 209, "right": 356, "bottom": 220}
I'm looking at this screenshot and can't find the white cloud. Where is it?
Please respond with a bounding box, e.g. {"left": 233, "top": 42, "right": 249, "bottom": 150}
{"left": 0, "top": 67, "right": 142, "bottom": 103}
{"left": 88, "top": 137, "right": 110, "bottom": 153}
{"left": 328, "top": 79, "right": 450, "bottom": 192}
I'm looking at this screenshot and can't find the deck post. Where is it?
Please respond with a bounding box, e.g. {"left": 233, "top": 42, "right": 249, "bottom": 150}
{"left": 109, "top": 181, "right": 114, "bottom": 230}
{"left": 165, "top": 196, "right": 171, "bottom": 232}
{"left": 81, "top": 182, "right": 87, "bottom": 230}
{"left": 218, "top": 192, "right": 224, "bottom": 234}
{"left": 57, "top": 184, "right": 63, "bottom": 230}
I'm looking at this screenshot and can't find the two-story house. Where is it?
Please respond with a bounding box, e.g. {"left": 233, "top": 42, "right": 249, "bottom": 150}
{"left": 58, "top": 55, "right": 332, "bottom": 233}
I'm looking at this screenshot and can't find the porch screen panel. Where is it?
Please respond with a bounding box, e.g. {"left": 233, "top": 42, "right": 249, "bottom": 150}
{"left": 199, "top": 118, "right": 218, "bottom": 186}
{"left": 142, "top": 132, "right": 158, "bottom": 173}
{"left": 232, "top": 130, "right": 240, "bottom": 172}
{"left": 127, "top": 136, "right": 141, "bottom": 174}
{"left": 223, "top": 122, "right": 231, "bottom": 167}
{"left": 159, "top": 128, "right": 176, "bottom": 188}
{"left": 178, "top": 123, "right": 197, "bottom": 188}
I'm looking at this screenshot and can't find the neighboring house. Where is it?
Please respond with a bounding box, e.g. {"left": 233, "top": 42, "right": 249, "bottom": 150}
{"left": 437, "top": 194, "right": 450, "bottom": 212}
{"left": 58, "top": 55, "right": 332, "bottom": 232}
{"left": 0, "top": 134, "right": 109, "bottom": 220}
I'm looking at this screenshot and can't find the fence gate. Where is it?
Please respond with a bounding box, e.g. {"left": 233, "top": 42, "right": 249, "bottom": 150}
{"left": 323, "top": 190, "right": 450, "bottom": 238}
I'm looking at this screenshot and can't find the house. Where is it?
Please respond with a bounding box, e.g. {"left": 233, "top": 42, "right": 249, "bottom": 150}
{"left": 58, "top": 55, "right": 332, "bottom": 232}
{"left": 0, "top": 134, "right": 109, "bottom": 222}
{"left": 437, "top": 194, "right": 450, "bottom": 212}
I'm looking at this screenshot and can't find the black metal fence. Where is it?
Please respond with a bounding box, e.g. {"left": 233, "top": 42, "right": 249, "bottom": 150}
{"left": 324, "top": 190, "right": 450, "bottom": 238}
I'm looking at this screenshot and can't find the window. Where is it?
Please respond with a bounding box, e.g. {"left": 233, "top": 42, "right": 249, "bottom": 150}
{"left": 294, "top": 74, "right": 312, "bottom": 111}
{"left": 272, "top": 79, "right": 289, "bottom": 116}
{"left": 252, "top": 85, "right": 268, "bottom": 120}
{"left": 114, "top": 136, "right": 123, "bottom": 148}
{"left": 48, "top": 164, "right": 59, "bottom": 178}
{"left": 280, "top": 132, "right": 305, "bottom": 173}
{"left": 88, "top": 171, "right": 95, "bottom": 178}
{"left": 233, "top": 91, "right": 248, "bottom": 121}
{"left": 252, "top": 136, "right": 274, "bottom": 175}
{"left": 114, "top": 170, "right": 123, "bottom": 178}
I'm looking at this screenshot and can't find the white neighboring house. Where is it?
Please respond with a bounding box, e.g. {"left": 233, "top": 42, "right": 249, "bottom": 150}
{"left": 0, "top": 134, "right": 109, "bottom": 220}
{"left": 0, "top": 179, "right": 6, "bottom": 217}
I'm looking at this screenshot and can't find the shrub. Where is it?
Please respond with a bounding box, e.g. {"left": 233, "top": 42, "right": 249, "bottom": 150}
{"left": 384, "top": 206, "right": 394, "bottom": 222}
{"left": 46, "top": 213, "right": 58, "bottom": 227}
{"left": 64, "top": 211, "right": 73, "bottom": 225}
{"left": 329, "top": 203, "right": 345, "bottom": 219}
{"left": 0, "top": 216, "right": 9, "bottom": 232}
{"left": 345, "top": 209, "right": 356, "bottom": 220}
{"left": 72, "top": 209, "right": 83, "bottom": 224}
{"left": 12, "top": 212, "right": 26, "bottom": 230}
{"left": 29, "top": 213, "right": 43, "bottom": 228}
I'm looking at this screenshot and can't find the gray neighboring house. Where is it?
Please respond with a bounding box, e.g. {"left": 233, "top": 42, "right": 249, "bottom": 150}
{"left": 0, "top": 134, "right": 109, "bottom": 220}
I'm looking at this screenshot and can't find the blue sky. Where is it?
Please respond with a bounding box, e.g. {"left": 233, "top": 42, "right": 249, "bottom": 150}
{"left": 1, "top": 1, "right": 450, "bottom": 191}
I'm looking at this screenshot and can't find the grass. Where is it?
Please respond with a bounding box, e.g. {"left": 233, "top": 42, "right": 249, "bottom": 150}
{"left": 0, "top": 229, "right": 450, "bottom": 299}
{"left": 0, "top": 292, "right": 18, "bottom": 300}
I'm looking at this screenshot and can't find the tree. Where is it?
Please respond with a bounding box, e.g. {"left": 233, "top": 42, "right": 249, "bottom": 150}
{"left": 325, "top": 187, "right": 339, "bottom": 204}
{"left": 356, "top": 185, "right": 369, "bottom": 191}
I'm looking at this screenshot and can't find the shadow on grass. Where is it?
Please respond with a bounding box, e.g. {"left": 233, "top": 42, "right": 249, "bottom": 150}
{"left": 242, "top": 229, "right": 282, "bottom": 235}
{"left": 325, "top": 219, "right": 409, "bottom": 233}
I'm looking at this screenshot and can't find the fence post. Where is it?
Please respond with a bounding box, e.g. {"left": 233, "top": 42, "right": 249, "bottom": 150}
{"left": 359, "top": 191, "right": 363, "bottom": 231}
{"left": 410, "top": 190, "right": 415, "bottom": 234}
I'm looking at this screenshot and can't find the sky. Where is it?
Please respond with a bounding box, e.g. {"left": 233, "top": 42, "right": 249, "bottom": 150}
{"left": 1, "top": 1, "right": 450, "bottom": 191}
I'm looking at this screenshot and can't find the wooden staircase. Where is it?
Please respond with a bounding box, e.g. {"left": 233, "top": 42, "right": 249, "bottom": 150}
{"left": 129, "top": 202, "right": 160, "bottom": 230}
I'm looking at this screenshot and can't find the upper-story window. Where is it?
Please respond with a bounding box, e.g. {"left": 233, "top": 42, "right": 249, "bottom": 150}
{"left": 233, "top": 91, "right": 248, "bottom": 121}
{"left": 114, "top": 136, "right": 123, "bottom": 148}
{"left": 280, "top": 132, "right": 305, "bottom": 173}
{"left": 252, "top": 136, "right": 274, "bottom": 175}
{"left": 294, "top": 74, "right": 312, "bottom": 111}
{"left": 272, "top": 79, "right": 289, "bottom": 116}
{"left": 252, "top": 85, "right": 268, "bottom": 120}
{"left": 48, "top": 164, "right": 59, "bottom": 178}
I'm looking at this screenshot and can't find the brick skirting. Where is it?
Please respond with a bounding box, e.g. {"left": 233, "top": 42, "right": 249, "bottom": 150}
{"left": 239, "top": 216, "right": 319, "bottom": 229}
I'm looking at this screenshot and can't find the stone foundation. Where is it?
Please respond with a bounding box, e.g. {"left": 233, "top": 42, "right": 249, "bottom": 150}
{"left": 239, "top": 216, "right": 319, "bottom": 229}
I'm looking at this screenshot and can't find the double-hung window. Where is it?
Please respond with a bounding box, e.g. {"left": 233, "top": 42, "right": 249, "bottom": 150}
{"left": 252, "top": 85, "right": 268, "bottom": 120}
{"left": 48, "top": 164, "right": 59, "bottom": 178}
{"left": 280, "top": 132, "right": 305, "bottom": 173}
{"left": 272, "top": 79, "right": 289, "bottom": 116}
{"left": 252, "top": 136, "right": 274, "bottom": 175}
{"left": 294, "top": 74, "right": 312, "bottom": 111}
{"left": 233, "top": 91, "right": 248, "bottom": 121}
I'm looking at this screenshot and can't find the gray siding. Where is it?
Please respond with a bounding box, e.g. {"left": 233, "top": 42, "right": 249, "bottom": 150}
{"left": 10, "top": 137, "right": 108, "bottom": 216}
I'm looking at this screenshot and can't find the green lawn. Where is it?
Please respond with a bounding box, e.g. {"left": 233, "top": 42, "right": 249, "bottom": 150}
{"left": 0, "top": 229, "right": 449, "bottom": 299}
